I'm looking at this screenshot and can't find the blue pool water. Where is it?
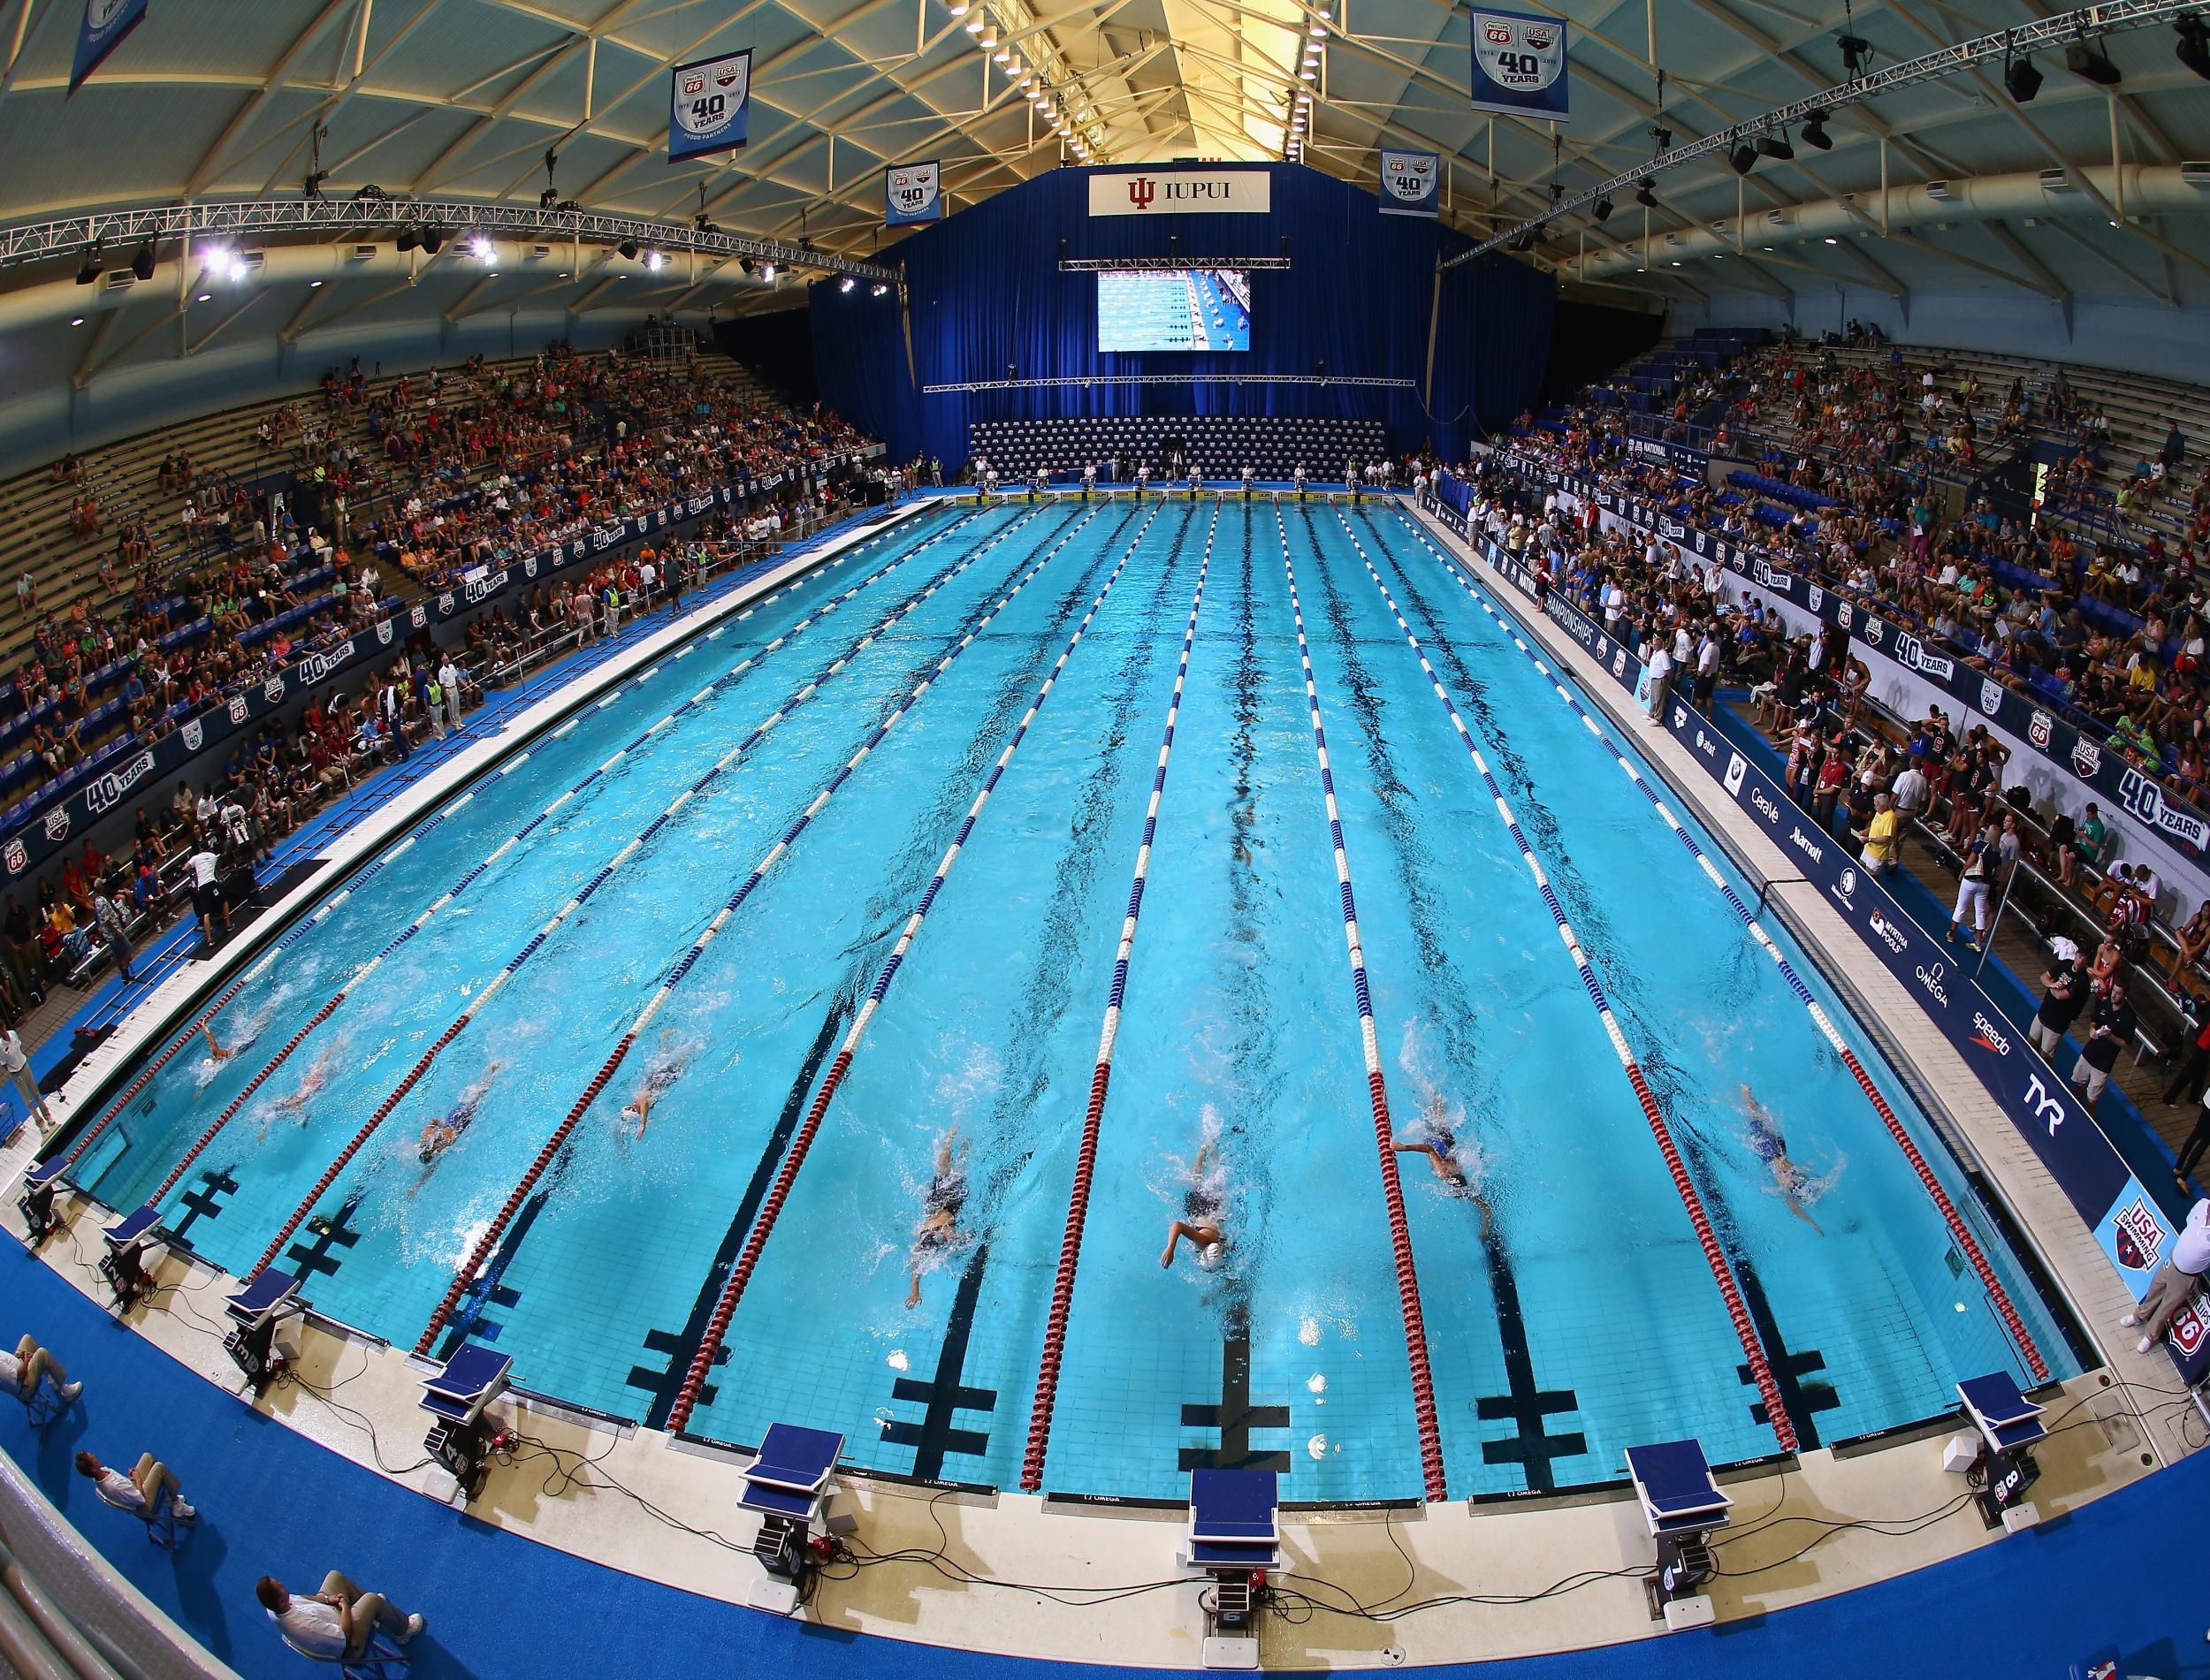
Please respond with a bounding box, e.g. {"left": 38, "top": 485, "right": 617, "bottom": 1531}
{"left": 75, "top": 497, "right": 2077, "bottom": 1501}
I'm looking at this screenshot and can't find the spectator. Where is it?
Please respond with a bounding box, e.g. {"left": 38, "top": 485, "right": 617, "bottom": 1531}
{"left": 2121, "top": 1195, "right": 2210, "bottom": 1353}
{"left": 1859, "top": 792, "right": 1900, "bottom": 875}
{"left": 2, "top": 1024, "right": 50, "bottom": 1134}
{"left": 2031, "top": 939, "right": 2084, "bottom": 1059}
{"left": 255, "top": 1574, "right": 424, "bottom": 1660}
{"left": 2071, "top": 974, "right": 2135, "bottom": 1115}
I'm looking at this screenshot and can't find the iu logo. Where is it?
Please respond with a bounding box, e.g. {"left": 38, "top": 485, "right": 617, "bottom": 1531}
{"left": 1127, "top": 177, "right": 1156, "bottom": 209}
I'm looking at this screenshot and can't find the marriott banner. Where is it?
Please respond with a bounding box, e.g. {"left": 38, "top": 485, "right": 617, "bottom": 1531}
{"left": 1088, "top": 170, "right": 1272, "bottom": 216}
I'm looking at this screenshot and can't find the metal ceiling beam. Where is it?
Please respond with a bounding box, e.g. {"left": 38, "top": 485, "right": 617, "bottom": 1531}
{"left": 183, "top": 0, "right": 360, "bottom": 195}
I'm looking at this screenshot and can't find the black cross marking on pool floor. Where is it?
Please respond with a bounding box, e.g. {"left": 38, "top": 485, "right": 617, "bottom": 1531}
{"left": 1472, "top": 1229, "right": 1588, "bottom": 1493}
{"left": 434, "top": 1189, "right": 548, "bottom": 1363}
{"left": 880, "top": 1243, "right": 997, "bottom": 1479}
{"left": 168, "top": 1169, "right": 238, "bottom": 1243}
{"left": 1179, "top": 1307, "right": 1291, "bottom": 1473}
{"left": 283, "top": 1196, "right": 362, "bottom": 1281}
{"left": 1734, "top": 1264, "right": 1839, "bottom": 1448}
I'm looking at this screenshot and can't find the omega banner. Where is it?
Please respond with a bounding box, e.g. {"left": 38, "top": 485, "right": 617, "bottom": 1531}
{"left": 1430, "top": 479, "right": 2210, "bottom": 1384}
{"left": 0, "top": 447, "right": 881, "bottom": 886}
{"left": 1087, "top": 170, "right": 1272, "bottom": 217}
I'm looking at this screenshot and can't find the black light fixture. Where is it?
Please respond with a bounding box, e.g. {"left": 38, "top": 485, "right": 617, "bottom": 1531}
{"left": 1634, "top": 178, "right": 1658, "bottom": 209}
{"left": 2066, "top": 33, "right": 2121, "bottom": 83}
{"left": 131, "top": 240, "right": 155, "bottom": 281}
{"left": 740, "top": 256, "right": 757, "bottom": 276}
{"left": 617, "top": 238, "right": 639, "bottom": 259}
{"left": 396, "top": 227, "right": 419, "bottom": 252}
{"left": 1800, "top": 108, "right": 1832, "bottom": 150}
{"left": 2004, "top": 48, "right": 2044, "bottom": 101}
{"left": 1757, "top": 128, "right": 1795, "bottom": 161}
{"left": 2180, "top": 17, "right": 2210, "bottom": 79}
{"left": 75, "top": 245, "right": 102, "bottom": 285}
{"left": 1647, "top": 124, "right": 1673, "bottom": 153}
{"left": 1592, "top": 196, "right": 1613, "bottom": 222}
{"left": 1836, "top": 31, "right": 1869, "bottom": 75}
{"left": 1729, "top": 139, "right": 1758, "bottom": 176}
{"left": 421, "top": 226, "right": 446, "bottom": 255}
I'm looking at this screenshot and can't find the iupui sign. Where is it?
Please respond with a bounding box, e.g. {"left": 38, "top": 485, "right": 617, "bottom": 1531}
{"left": 1088, "top": 170, "right": 1271, "bottom": 216}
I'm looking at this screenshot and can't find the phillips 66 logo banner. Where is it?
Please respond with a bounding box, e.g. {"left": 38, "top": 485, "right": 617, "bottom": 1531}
{"left": 886, "top": 160, "right": 943, "bottom": 225}
{"left": 69, "top": 0, "right": 148, "bottom": 95}
{"left": 668, "top": 49, "right": 751, "bottom": 161}
{"left": 1469, "top": 8, "right": 1570, "bottom": 122}
{"left": 1378, "top": 149, "right": 1440, "bottom": 217}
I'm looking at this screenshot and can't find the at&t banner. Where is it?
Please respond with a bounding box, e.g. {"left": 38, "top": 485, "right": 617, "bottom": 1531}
{"left": 1378, "top": 149, "right": 1440, "bottom": 217}
{"left": 1469, "top": 7, "right": 1571, "bottom": 123}
{"left": 69, "top": 0, "right": 147, "bottom": 95}
{"left": 668, "top": 49, "right": 751, "bottom": 162}
{"left": 886, "top": 160, "right": 943, "bottom": 224}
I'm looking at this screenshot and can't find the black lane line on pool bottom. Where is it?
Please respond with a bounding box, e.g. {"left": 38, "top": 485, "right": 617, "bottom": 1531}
{"left": 881, "top": 1242, "right": 999, "bottom": 1479}
{"left": 1357, "top": 508, "right": 1824, "bottom": 1452}
{"left": 1179, "top": 1302, "right": 1292, "bottom": 1474}
{"left": 284, "top": 1191, "right": 364, "bottom": 1284}
{"left": 168, "top": 1168, "right": 239, "bottom": 1243}
{"left": 1302, "top": 509, "right": 1591, "bottom": 1495}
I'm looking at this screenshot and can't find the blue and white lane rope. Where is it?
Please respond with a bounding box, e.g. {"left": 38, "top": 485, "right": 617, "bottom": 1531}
{"left": 1019, "top": 508, "right": 1219, "bottom": 1488}
{"left": 418, "top": 497, "right": 1141, "bottom": 1355}
{"left": 1378, "top": 504, "right": 2049, "bottom": 1381}
{"left": 675, "top": 500, "right": 1207, "bottom": 1436}
{"left": 1269, "top": 501, "right": 1448, "bottom": 1501}
{"left": 1326, "top": 505, "right": 1801, "bottom": 1454}
{"left": 243, "top": 503, "right": 1072, "bottom": 1272}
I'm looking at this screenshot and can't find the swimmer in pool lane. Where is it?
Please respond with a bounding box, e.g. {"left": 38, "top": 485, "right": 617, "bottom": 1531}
{"left": 264, "top": 1043, "right": 339, "bottom": 1133}
{"left": 905, "top": 1128, "right": 970, "bottom": 1309}
{"left": 1741, "top": 1084, "right": 1823, "bottom": 1234}
{"left": 416, "top": 1061, "right": 504, "bottom": 1167}
{"left": 1161, "top": 1138, "right": 1229, "bottom": 1269}
{"left": 201, "top": 1023, "right": 233, "bottom": 1062}
{"left": 1390, "top": 1123, "right": 1495, "bottom": 1242}
{"left": 617, "top": 1039, "right": 694, "bottom": 1139}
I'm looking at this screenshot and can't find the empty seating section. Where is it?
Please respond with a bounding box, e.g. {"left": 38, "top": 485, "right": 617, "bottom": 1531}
{"left": 968, "top": 415, "right": 1385, "bottom": 480}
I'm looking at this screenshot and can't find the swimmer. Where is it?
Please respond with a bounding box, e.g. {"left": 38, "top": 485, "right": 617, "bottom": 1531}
{"left": 265, "top": 1044, "right": 339, "bottom": 1131}
{"left": 1390, "top": 1126, "right": 1495, "bottom": 1242}
{"left": 1741, "top": 1084, "right": 1823, "bottom": 1234}
{"left": 1161, "top": 1139, "right": 1229, "bottom": 1269}
{"left": 617, "top": 1040, "right": 693, "bottom": 1138}
{"left": 201, "top": 1023, "right": 233, "bottom": 1062}
{"left": 904, "top": 1128, "right": 970, "bottom": 1308}
{"left": 416, "top": 1061, "right": 503, "bottom": 1166}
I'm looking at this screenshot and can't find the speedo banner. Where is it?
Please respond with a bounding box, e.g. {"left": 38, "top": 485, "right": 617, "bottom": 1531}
{"left": 886, "top": 160, "right": 943, "bottom": 224}
{"left": 668, "top": 49, "right": 751, "bottom": 161}
{"left": 1469, "top": 8, "right": 1571, "bottom": 123}
{"left": 1378, "top": 149, "right": 1440, "bottom": 217}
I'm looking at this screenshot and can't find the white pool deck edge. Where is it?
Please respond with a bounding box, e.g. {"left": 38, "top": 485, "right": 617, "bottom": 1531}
{"left": 0, "top": 489, "right": 2180, "bottom": 1674}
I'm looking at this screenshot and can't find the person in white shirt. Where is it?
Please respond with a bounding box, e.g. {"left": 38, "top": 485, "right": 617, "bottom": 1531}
{"left": 2, "top": 1025, "right": 50, "bottom": 1130}
{"left": 257, "top": 1573, "right": 423, "bottom": 1661}
{"left": 1, "top": 1334, "right": 79, "bottom": 1406}
{"left": 189, "top": 846, "right": 225, "bottom": 943}
{"left": 1643, "top": 642, "right": 1674, "bottom": 719}
{"left": 2123, "top": 1197, "right": 2210, "bottom": 1352}
{"left": 75, "top": 1448, "right": 194, "bottom": 1523}
{"left": 437, "top": 658, "right": 462, "bottom": 735}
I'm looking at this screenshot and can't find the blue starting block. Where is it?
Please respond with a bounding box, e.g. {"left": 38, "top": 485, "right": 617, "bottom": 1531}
{"left": 417, "top": 1345, "right": 511, "bottom": 1500}
{"left": 99, "top": 1205, "right": 164, "bottom": 1311}
{"left": 1953, "top": 1372, "right": 2047, "bottom": 1532}
{"left": 1627, "top": 1440, "right": 1732, "bottom": 1630}
{"left": 225, "top": 1268, "right": 305, "bottom": 1392}
{"left": 17, "top": 1155, "right": 69, "bottom": 1243}
{"left": 1185, "top": 1469, "right": 1279, "bottom": 1669}
{"left": 741, "top": 1424, "right": 846, "bottom": 1615}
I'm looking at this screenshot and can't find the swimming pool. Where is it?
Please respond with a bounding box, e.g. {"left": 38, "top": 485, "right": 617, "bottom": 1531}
{"left": 67, "top": 495, "right": 2079, "bottom": 1501}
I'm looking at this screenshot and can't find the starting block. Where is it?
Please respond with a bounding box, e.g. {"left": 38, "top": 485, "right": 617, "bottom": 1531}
{"left": 1627, "top": 1440, "right": 1733, "bottom": 1630}
{"left": 741, "top": 1424, "right": 847, "bottom": 1615}
{"left": 224, "top": 1268, "right": 306, "bottom": 1392}
{"left": 17, "top": 1155, "right": 69, "bottom": 1243}
{"left": 1185, "top": 1469, "right": 1279, "bottom": 1669}
{"left": 99, "top": 1205, "right": 164, "bottom": 1311}
{"left": 419, "top": 1344, "right": 513, "bottom": 1500}
{"left": 1953, "top": 1372, "right": 2047, "bottom": 1532}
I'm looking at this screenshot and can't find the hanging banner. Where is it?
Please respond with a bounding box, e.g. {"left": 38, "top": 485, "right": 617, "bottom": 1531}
{"left": 68, "top": 0, "right": 148, "bottom": 96}
{"left": 1468, "top": 7, "right": 1571, "bottom": 123}
{"left": 886, "top": 160, "right": 943, "bottom": 225}
{"left": 1088, "top": 170, "right": 1271, "bottom": 217}
{"left": 1378, "top": 149, "right": 1441, "bottom": 217}
{"left": 667, "top": 48, "right": 751, "bottom": 162}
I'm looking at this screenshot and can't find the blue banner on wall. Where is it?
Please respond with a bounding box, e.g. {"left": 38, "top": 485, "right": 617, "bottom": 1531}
{"left": 668, "top": 49, "right": 751, "bottom": 162}
{"left": 1377, "top": 149, "right": 1440, "bottom": 217}
{"left": 1468, "top": 8, "right": 1570, "bottom": 123}
{"left": 68, "top": 0, "right": 148, "bottom": 96}
{"left": 886, "top": 160, "right": 943, "bottom": 225}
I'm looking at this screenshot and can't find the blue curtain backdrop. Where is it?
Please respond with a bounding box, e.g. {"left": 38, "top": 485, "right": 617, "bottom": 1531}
{"left": 810, "top": 163, "right": 1552, "bottom": 466}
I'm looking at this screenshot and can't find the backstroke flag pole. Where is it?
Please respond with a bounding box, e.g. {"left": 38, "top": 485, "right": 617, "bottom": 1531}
{"left": 69, "top": 0, "right": 148, "bottom": 96}
{"left": 1467, "top": 7, "right": 1571, "bottom": 122}
{"left": 667, "top": 48, "right": 751, "bottom": 161}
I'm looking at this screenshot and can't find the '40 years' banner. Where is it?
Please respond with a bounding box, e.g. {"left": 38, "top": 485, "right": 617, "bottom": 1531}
{"left": 1378, "top": 149, "right": 1440, "bottom": 217}
{"left": 886, "top": 160, "right": 943, "bottom": 225}
{"left": 668, "top": 49, "right": 751, "bottom": 161}
{"left": 1469, "top": 7, "right": 1570, "bottom": 122}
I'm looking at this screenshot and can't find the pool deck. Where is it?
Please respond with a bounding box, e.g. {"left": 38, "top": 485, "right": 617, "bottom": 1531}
{"left": 1, "top": 489, "right": 2201, "bottom": 1679}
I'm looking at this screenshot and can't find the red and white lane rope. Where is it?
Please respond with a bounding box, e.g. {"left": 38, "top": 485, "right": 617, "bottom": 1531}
{"left": 415, "top": 498, "right": 1144, "bottom": 1357}
{"left": 1329, "top": 506, "right": 1801, "bottom": 1455}
{"left": 240, "top": 505, "right": 1064, "bottom": 1277}
{"left": 140, "top": 506, "right": 1039, "bottom": 1211}
{"left": 1383, "top": 506, "right": 2050, "bottom": 1382}
{"left": 667, "top": 501, "right": 1208, "bottom": 1434}
{"left": 58, "top": 511, "right": 979, "bottom": 1180}
{"left": 1269, "top": 503, "right": 1448, "bottom": 1501}
{"left": 1017, "top": 513, "right": 1219, "bottom": 1491}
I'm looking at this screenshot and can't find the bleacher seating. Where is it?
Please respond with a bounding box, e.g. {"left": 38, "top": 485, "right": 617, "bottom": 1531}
{"left": 967, "top": 414, "right": 1386, "bottom": 481}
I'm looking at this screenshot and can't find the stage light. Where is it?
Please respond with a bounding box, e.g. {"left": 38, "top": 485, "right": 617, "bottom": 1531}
{"left": 422, "top": 227, "right": 446, "bottom": 254}
{"left": 840, "top": 276, "right": 855, "bottom": 292}
{"left": 1757, "top": 129, "right": 1794, "bottom": 161}
{"left": 76, "top": 246, "right": 100, "bottom": 284}
{"left": 619, "top": 238, "right": 639, "bottom": 259}
{"left": 1634, "top": 179, "right": 1657, "bottom": 208}
{"left": 1308, "top": 21, "right": 1324, "bottom": 34}
{"left": 1006, "top": 55, "right": 1020, "bottom": 74}
{"left": 1800, "top": 108, "right": 1831, "bottom": 149}
{"left": 949, "top": 0, "right": 969, "bottom": 11}
{"left": 2180, "top": 18, "right": 2210, "bottom": 79}
{"left": 873, "top": 283, "right": 889, "bottom": 296}
{"left": 1836, "top": 31, "right": 1869, "bottom": 74}
{"left": 69, "top": 315, "right": 84, "bottom": 326}
{"left": 309, "top": 279, "right": 324, "bottom": 287}
{"left": 1648, "top": 124, "right": 1672, "bottom": 151}
{"left": 1823, "top": 235, "right": 1840, "bottom": 245}
{"left": 469, "top": 233, "right": 495, "bottom": 261}
{"left": 1592, "top": 197, "right": 1612, "bottom": 221}
{"left": 1729, "top": 141, "right": 1757, "bottom": 175}
{"left": 195, "top": 292, "right": 211, "bottom": 301}
{"left": 132, "top": 241, "right": 155, "bottom": 280}
{"left": 397, "top": 228, "right": 419, "bottom": 252}
{"left": 762, "top": 262, "right": 776, "bottom": 280}
{"left": 964, "top": 13, "right": 982, "bottom": 28}
{"left": 224, "top": 253, "right": 248, "bottom": 283}
{"left": 740, "top": 256, "right": 756, "bottom": 275}
{"left": 1299, "top": 66, "right": 1315, "bottom": 80}
{"left": 2066, "top": 34, "right": 2120, "bottom": 84}
{"left": 2004, "top": 50, "right": 2043, "bottom": 101}
{"left": 644, "top": 248, "right": 665, "bottom": 270}
{"left": 1304, "top": 45, "right": 1320, "bottom": 61}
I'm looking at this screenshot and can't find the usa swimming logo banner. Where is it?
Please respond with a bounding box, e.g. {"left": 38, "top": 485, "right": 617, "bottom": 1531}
{"left": 886, "top": 161, "right": 943, "bottom": 225}
{"left": 668, "top": 49, "right": 751, "bottom": 161}
{"left": 1469, "top": 8, "right": 1570, "bottom": 123}
{"left": 1378, "top": 149, "right": 1439, "bottom": 217}
{"left": 68, "top": 0, "right": 147, "bottom": 96}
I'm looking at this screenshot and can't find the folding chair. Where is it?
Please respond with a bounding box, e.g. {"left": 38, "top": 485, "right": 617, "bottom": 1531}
{"left": 272, "top": 1621, "right": 409, "bottom": 1679}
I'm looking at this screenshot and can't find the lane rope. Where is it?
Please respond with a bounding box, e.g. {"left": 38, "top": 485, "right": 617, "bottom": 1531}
{"left": 414, "top": 498, "right": 1132, "bottom": 1356}
{"left": 1325, "top": 501, "right": 1801, "bottom": 1456}
{"left": 1383, "top": 504, "right": 2049, "bottom": 1382}
{"left": 668, "top": 499, "right": 1202, "bottom": 1435}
